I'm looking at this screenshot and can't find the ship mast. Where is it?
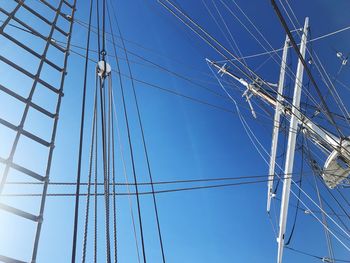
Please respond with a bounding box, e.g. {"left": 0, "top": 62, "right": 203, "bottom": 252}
{"left": 208, "top": 17, "right": 350, "bottom": 263}
{"left": 276, "top": 17, "right": 308, "bottom": 263}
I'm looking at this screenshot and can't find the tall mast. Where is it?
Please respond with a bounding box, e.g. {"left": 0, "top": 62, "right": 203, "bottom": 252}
{"left": 277, "top": 17, "right": 309, "bottom": 263}
{"left": 208, "top": 15, "right": 350, "bottom": 262}
{"left": 267, "top": 35, "right": 289, "bottom": 212}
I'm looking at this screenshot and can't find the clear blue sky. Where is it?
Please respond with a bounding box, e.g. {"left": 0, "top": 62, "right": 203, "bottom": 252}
{"left": 0, "top": 0, "right": 350, "bottom": 262}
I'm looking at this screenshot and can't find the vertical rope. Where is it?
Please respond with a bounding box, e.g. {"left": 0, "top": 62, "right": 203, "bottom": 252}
{"left": 106, "top": 9, "right": 142, "bottom": 262}
{"left": 71, "top": 0, "right": 94, "bottom": 261}
{"left": 99, "top": 71, "right": 112, "bottom": 263}
{"left": 105, "top": 2, "right": 147, "bottom": 262}
{"left": 109, "top": 75, "right": 118, "bottom": 263}
{"left": 108, "top": 2, "right": 166, "bottom": 262}
{"left": 94, "top": 74, "right": 99, "bottom": 263}
{"left": 97, "top": 0, "right": 112, "bottom": 261}
{"left": 82, "top": 81, "right": 98, "bottom": 263}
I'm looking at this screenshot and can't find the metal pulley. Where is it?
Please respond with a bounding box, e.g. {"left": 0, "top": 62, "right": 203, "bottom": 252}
{"left": 97, "top": 60, "right": 111, "bottom": 78}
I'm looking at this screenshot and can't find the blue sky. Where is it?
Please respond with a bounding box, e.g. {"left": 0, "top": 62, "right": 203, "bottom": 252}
{"left": 0, "top": 0, "right": 350, "bottom": 262}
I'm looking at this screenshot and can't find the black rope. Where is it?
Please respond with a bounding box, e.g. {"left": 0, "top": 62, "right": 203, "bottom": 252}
{"left": 105, "top": 2, "right": 147, "bottom": 263}
{"left": 285, "top": 246, "right": 323, "bottom": 260}
{"left": 320, "top": 178, "right": 350, "bottom": 227}
{"left": 102, "top": 0, "right": 106, "bottom": 61}
{"left": 10, "top": 170, "right": 345, "bottom": 187}
{"left": 314, "top": 171, "right": 336, "bottom": 261}
{"left": 285, "top": 130, "right": 304, "bottom": 246}
{"left": 95, "top": 2, "right": 103, "bottom": 261}
{"left": 108, "top": 1, "right": 166, "bottom": 262}
{"left": 82, "top": 79, "right": 98, "bottom": 263}
{"left": 305, "top": 52, "right": 335, "bottom": 259}
{"left": 71, "top": 0, "right": 94, "bottom": 261}
{"left": 159, "top": 0, "right": 350, "bottom": 162}
{"left": 285, "top": 68, "right": 313, "bottom": 246}
{"left": 94, "top": 78, "right": 99, "bottom": 263}
{"left": 99, "top": 46, "right": 112, "bottom": 263}
{"left": 96, "top": 0, "right": 101, "bottom": 61}
{"left": 270, "top": 0, "right": 343, "bottom": 138}
{"left": 4, "top": 178, "right": 279, "bottom": 197}
{"left": 97, "top": 0, "right": 112, "bottom": 260}
{"left": 286, "top": 246, "right": 350, "bottom": 262}
{"left": 110, "top": 77, "right": 118, "bottom": 262}
{"left": 53, "top": 42, "right": 271, "bottom": 120}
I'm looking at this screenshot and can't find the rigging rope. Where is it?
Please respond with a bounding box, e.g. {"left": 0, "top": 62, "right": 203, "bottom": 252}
{"left": 82, "top": 74, "right": 98, "bottom": 263}
{"left": 105, "top": 2, "right": 147, "bottom": 262}
{"left": 108, "top": 1, "right": 166, "bottom": 262}
{"left": 285, "top": 129, "right": 303, "bottom": 246}
{"left": 285, "top": 74, "right": 311, "bottom": 246}
{"left": 110, "top": 69, "right": 118, "bottom": 263}
{"left": 71, "top": 0, "right": 94, "bottom": 261}
{"left": 110, "top": 86, "right": 142, "bottom": 263}
{"left": 3, "top": 178, "right": 288, "bottom": 197}
{"left": 271, "top": 0, "right": 343, "bottom": 137}
{"left": 287, "top": 6, "right": 350, "bottom": 129}
{"left": 158, "top": 0, "right": 350, "bottom": 162}
{"left": 8, "top": 169, "right": 348, "bottom": 186}
{"left": 314, "top": 171, "right": 336, "bottom": 261}
{"left": 286, "top": 246, "right": 350, "bottom": 262}
{"left": 94, "top": 75, "right": 99, "bottom": 263}
{"left": 209, "top": 63, "right": 350, "bottom": 251}
{"left": 98, "top": 0, "right": 112, "bottom": 259}
{"left": 216, "top": 0, "right": 322, "bottom": 112}
{"left": 215, "top": 24, "right": 350, "bottom": 63}
{"left": 9, "top": 14, "right": 350, "bottom": 139}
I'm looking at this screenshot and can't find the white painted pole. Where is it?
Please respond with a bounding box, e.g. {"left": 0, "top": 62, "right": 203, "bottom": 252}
{"left": 277, "top": 17, "right": 309, "bottom": 263}
{"left": 267, "top": 35, "right": 289, "bottom": 212}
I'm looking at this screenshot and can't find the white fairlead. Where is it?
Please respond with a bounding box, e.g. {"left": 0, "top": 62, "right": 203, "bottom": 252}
{"left": 97, "top": 60, "right": 112, "bottom": 78}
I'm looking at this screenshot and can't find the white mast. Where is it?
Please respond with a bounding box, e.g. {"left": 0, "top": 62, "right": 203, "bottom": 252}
{"left": 207, "top": 15, "right": 350, "bottom": 263}
{"left": 277, "top": 17, "right": 309, "bottom": 263}
{"left": 267, "top": 35, "right": 289, "bottom": 212}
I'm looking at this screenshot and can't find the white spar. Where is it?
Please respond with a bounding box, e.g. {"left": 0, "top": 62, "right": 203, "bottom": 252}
{"left": 267, "top": 35, "right": 289, "bottom": 213}
{"left": 277, "top": 17, "right": 309, "bottom": 263}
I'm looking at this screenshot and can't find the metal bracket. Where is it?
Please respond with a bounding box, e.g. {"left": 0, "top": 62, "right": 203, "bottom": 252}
{"left": 217, "top": 63, "right": 227, "bottom": 77}
{"left": 242, "top": 88, "right": 257, "bottom": 118}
